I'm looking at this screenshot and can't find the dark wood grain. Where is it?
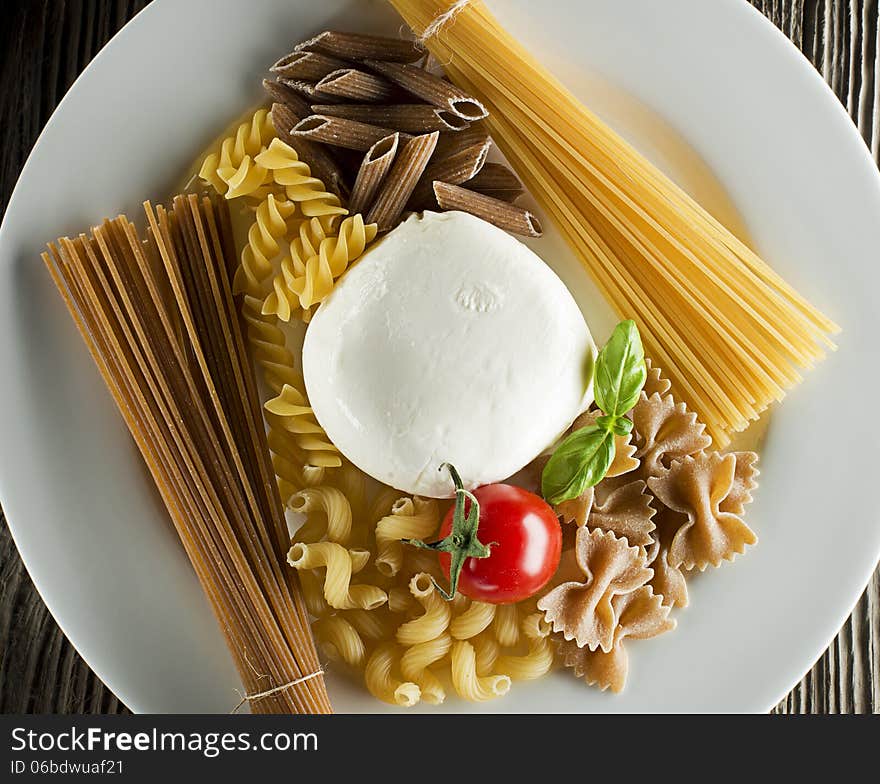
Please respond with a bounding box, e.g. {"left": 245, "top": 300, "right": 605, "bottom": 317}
{"left": 0, "top": 0, "right": 877, "bottom": 714}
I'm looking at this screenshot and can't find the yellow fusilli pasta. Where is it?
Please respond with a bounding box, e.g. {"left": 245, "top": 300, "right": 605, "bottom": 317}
{"left": 255, "top": 138, "right": 347, "bottom": 218}
{"left": 288, "top": 542, "right": 386, "bottom": 611}
{"left": 265, "top": 383, "right": 342, "bottom": 470}
{"left": 376, "top": 497, "right": 441, "bottom": 577}
{"left": 232, "top": 193, "right": 297, "bottom": 297}
{"left": 199, "top": 108, "right": 276, "bottom": 200}
{"left": 262, "top": 214, "right": 378, "bottom": 321}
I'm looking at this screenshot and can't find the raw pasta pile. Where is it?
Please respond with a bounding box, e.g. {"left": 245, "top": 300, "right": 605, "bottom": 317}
{"left": 42, "top": 196, "right": 331, "bottom": 713}
{"left": 261, "top": 30, "right": 541, "bottom": 237}
{"left": 537, "top": 360, "right": 759, "bottom": 692}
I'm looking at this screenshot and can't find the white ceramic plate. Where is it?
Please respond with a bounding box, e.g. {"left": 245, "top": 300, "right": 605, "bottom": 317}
{"left": 2, "top": 0, "right": 879, "bottom": 714}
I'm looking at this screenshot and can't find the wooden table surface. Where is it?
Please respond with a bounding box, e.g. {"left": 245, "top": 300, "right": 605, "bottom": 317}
{"left": 0, "top": 0, "right": 877, "bottom": 715}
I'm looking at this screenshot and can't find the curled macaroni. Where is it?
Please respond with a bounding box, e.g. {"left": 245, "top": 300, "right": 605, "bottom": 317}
{"left": 492, "top": 603, "right": 520, "bottom": 648}
{"left": 450, "top": 640, "right": 511, "bottom": 702}
{"left": 290, "top": 486, "right": 352, "bottom": 545}
{"left": 396, "top": 573, "right": 452, "bottom": 646}
{"left": 495, "top": 613, "right": 554, "bottom": 681}
{"left": 288, "top": 542, "right": 387, "bottom": 611}
{"left": 376, "top": 497, "right": 441, "bottom": 577}
{"left": 450, "top": 600, "right": 496, "bottom": 640}
{"left": 400, "top": 633, "right": 452, "bottom": 706}
{"left": 365, "top": 643, "right": 421, "bottom": 707}
{"left": 313, "top": 615, "right": 366, "bottom": 668}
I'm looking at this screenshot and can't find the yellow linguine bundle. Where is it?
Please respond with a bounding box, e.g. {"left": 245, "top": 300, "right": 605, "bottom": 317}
{"left": 390, "top": 0, "right": 839, "bottom": 446}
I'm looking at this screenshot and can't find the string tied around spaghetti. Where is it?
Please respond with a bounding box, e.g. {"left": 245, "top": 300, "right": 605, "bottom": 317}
{"left": 417, "top": 0, "right": 475, "bottom": 43}
{"left": 230, "top": 668, "right": 325, "bottom": 713}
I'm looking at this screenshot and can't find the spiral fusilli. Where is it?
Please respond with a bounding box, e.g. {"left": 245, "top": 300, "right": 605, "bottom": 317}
{"left": 232, "top": 193, "right": 297, "bottom": 297}
{"left": 199, "top": 108, "right": 276, "bottom": 200}
{"left": 265, "top": 383, "right": 342, "bottom": 470}
{"left": 255, "top": 138, "right": 348, "bottom": 218}
{"left": 262, "top": 214, "right": 378, "bottom": 321}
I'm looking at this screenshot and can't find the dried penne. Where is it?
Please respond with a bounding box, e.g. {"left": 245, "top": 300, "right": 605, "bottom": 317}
{"left": 349, "top": 133, "right": 400, "bottom": 215}
{"left": 311, "top": 103, "right": 469, "bottom": 133}
{"left": 433, "top": 181, "right": 543, "bottom": 238}
{"left": 292, "top": 114, "right": 404, "bottom": 152}
{"left": 433, "top": 122, "right": 491, "bottom": 158}
{"left": 409, "top": 138, "right": 491, "bottom": 207}
{"left": 466, "top": 162, "right": 525, "bottom": 202}
{"left": 271, "top": 51, "right": 351, "bottom": 81}
{"left": 262, "top": 78, "right": 312, "bottom": 117}
{"left": 277, "top": 77, "right": 343, "bottom": 103}
{"left": 297, "top": 30, "right": 423, "bottom": 63}
{"left": 270, "top": 103, "right": 349, "bottom": 199}
{"left": 366, "top": 131, "right": 439, "bottom": 231}
{"left": 364, "top": 59, "right": 487, "bottom": 120}
{"left": 316, "top": 68, "right": 398, "bottom": 102}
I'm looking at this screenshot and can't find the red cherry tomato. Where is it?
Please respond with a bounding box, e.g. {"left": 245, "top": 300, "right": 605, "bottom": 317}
{"left": 438, "top": 484, "right": 562, "bottom": 604}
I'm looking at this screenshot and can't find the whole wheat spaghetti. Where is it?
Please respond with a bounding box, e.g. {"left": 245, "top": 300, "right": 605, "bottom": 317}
{"left": 390, "top": 0, "right": 839, "bottom": 445}
{"left": 42, "top": 194, "right": 331, "bottom": 714}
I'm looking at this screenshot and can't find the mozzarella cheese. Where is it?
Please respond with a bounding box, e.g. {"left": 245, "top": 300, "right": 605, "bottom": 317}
{"left": 302, "top": 211, "right": 595, "bottom": 497}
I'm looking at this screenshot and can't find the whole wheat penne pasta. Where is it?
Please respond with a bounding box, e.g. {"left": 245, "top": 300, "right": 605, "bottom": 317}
{"left": 278, "top": 77, "right": 344, "bottom": 103}
{"left": 270, "top": 103, "right": 349, "bottom": 199}
{"left": 466, "top": 162, "right": 525, "bottom": 202}
{"left": 433, "top": 181, "right": 543, "bottom": 237}
{"left": 271, "top": 51, "right": 352, "bottom": 81}
{"left": 311, "top": 103, "right": 469, "bottom": 133}
{"left": 349, "top": 133, "right": 400, "bottom": 215}
{"left": 433, "top": 123, "right": 491, "bottom": 159}
{"left": 409, "top": 138, "right": 491, "bottom": 207}
{"left": 297, "top": 30, "right": 423, "bottom": 63}
{"left": 293, "top": 114, "right": 405, "bottom": 152}
{"left": 262, "top": 78, "right": 313, "bottom": 117}
{"left": 365, "top": 59, "right": 487, "bottom": 120}
{"left": 366, "top": 132, "right": 439, "bottom": 231}
{"left": 315, "top": 68, "right": 398, "bottom": 102}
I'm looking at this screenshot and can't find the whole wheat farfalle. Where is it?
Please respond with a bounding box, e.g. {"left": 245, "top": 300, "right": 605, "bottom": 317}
{"left": 643, "top": 358, "right": 671, "bottom": 398}
{"left": 589, "top": 475, "right": 656, "bottom": 547}
{"left": 555, "top": 585, "right": 674, "bottom": 692}
{"left": 648, "top": 452, "right": 758, "bottom": 571}
{"left": 537, "top": 528, "right": 652, "bottom": 652}
{"left": 630, "top": 392, "right": 711, "bottom": 478}
{"left": 645, "top": 509, "right": 690, "bottom": 607}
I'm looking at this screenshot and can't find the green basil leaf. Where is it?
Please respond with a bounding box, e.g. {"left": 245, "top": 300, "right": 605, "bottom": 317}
{"left": 541, "top": 425, "right": 616, "bottom": 506}
{"left": 594, "top": 320, "right": 647, "bottom": 418}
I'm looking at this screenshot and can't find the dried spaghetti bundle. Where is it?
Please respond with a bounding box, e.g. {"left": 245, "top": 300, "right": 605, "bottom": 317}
{"left": 390, "top": 0, "right": 839, "bottom": 445}
{"left": 42, "top": 194, "right": 331, "bottom": 714}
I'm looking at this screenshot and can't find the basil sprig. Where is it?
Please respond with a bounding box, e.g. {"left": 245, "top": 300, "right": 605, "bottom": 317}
{"left": 541, "top": 320, "right": 647, "bottom": 506}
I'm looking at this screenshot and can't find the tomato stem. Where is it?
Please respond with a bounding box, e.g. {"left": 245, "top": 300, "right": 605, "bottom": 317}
{"left": 403, "top": 463, "right": 491, "bottom": 600}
